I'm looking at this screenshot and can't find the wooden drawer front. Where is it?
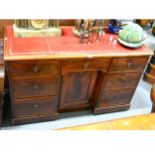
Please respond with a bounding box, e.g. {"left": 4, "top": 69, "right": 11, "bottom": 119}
{"left": 8, "top": 61, "right": 60, "bottom": 78}
{"left": 110, "top": 57, "right": 148, "bottom": 72}
{"left": 0, "top": 94, "right": 3, "bottom": 104}
{"left": 99, "top": 87, "right": 135, "bottom": 107}
{"left": 11, "top": 77, "right": 60, "bottom": 98}
{"left": 0, "top": 95, "right": 2, "bottom": 109}
{"left": 12, "top": 96, "right": 58, "bottom": 117}
{"left": 62, "top": 59, "right": 110, "bottom": 73}
{"left": 149, "top": 63, "right": 155, "bottom": 75}
{"left": 0, "top": 109, "right": 2, "bottom": 126}
{"left": 104, "top": 72, "right": 142, "bottom": 89}
{"left": 0, "top": 77, "right": 4, "bottom": 93}
{"left": 144, "top": 73, "right": 155, "bottom": 84}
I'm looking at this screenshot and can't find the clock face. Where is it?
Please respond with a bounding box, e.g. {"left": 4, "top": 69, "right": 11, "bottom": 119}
{"left": 30, "top": 20, "right": 48, "bottom": 29}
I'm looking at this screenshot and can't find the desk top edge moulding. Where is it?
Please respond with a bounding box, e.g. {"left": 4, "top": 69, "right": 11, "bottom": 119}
{"left": 3, "top": 19, "right": 154, "bottom": 125}
{"left": 4, "top": 26, "right": 153, "bottom": 61}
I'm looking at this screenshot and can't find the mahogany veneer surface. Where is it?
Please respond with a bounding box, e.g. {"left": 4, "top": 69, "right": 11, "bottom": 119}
{"left": 4, "top": 26, "right": 153, "bottom": 125}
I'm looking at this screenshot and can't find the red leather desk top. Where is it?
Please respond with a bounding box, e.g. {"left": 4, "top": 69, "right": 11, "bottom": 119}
{"left": 4, "top": 26, "right": 153, "bottom": 61}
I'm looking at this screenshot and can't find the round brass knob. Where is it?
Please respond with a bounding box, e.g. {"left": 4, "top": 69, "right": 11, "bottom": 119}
{"left": 127, "top": 62, "right": 132, "bottom": 68}
{"left": 121, "top": 76, "right": 126, "bottom": 81}
{"left": 34, "top": 104, "right": 39, "bottom": 108}
{"left": 33, "top": 66, "right": 39, "bottom": 73}
{"left": 84, "top": 62, "right": 90, "bottom": 69}
{"left": 34, "top": 85, "right": 38, "bottom": 89}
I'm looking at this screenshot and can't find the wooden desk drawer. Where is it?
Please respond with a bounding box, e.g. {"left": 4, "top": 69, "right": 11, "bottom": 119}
{"left": 99, "top": 87, "right": 135, "bottom": 107}
{"left": 104, "top": 72, "right": 142, "bottom": 89}
{"left": 12, "top": 96, "right": 58, "bottom": 117}
{"left": 0, "top": 101, "right": 2, "bottom": 109}
{"left": 0, "top": 109, "right": 2, "bottom": 126}
{"left": 0, "top": 93, "right": 3, "bottom": 126}
{"left": 149, "top": 63, "right": 155, "bottom": 76}
{"left": 110, "top": 57, "right": 148, "bottom": 72}
{"left": 62, "top": 59, "right": 110, "bottom": 73}
{"left": 8, "top": 61, "right": 60, "bottom": 77}
{"left": 11, "top": 77, "right": 60, "bottom": 98}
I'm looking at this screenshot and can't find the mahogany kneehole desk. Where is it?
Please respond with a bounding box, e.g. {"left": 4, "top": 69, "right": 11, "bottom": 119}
{"left": 4, "top": 26, "right": 153, "bottom": 125}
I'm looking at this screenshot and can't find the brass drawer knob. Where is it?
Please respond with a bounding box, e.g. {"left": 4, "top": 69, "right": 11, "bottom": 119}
{"left": 33, "top": 104, "right": 39, "bottom": 108}
{"left": 33, "top": 66, "right": 39, "bottom": 73}
{"left": 121, "top": 76, "right": 126, "bottom": 81}
{"left": 127, "top": 62, "right": 132, "bottom": 68}
{"left": 34, "top": 85, "right": 39, "bottom": 89}
{"left": 84, "top": 62, "right": 90, "bottom": 69}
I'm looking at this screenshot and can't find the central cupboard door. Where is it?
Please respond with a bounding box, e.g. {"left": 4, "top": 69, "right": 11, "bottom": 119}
{"left": 59, "top": 71, "right": 97, "bottom": 111}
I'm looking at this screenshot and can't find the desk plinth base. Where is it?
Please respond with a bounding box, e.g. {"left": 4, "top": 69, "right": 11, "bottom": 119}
{"left": 11, "top": 113, "right": 59, "bottom": 125}
{"left": 93, "top": 104, "right": 130, "bottom": 115}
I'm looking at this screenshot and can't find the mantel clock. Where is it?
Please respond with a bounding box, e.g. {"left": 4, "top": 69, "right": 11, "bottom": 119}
{"left": 14, "top": 19, "right": 61, "bottom": 37}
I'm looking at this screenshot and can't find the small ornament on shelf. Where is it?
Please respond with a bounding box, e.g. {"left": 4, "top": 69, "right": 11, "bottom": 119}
{"left": 80, "top": 22, "right": 86, "bottom": 44}
{"left": 96, "top": 20, "right": 104, "bottom": 42}
{"left": 73, "top": 19, "right": 105, "bottom": 44}
{"left": 87, "top": 20, "right": 95, "bottom": 44}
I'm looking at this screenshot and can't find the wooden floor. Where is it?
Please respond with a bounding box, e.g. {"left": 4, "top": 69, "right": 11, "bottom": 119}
{"left": 60, "top": 113, "right": 155, "bottom": 130}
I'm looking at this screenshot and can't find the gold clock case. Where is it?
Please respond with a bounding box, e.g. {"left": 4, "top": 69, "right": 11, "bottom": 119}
{"left": 14, "top": 19, "right": 62, "bottom": 37}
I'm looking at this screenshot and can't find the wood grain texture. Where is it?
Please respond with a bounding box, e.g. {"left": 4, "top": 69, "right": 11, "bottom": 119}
{"left": 151, "top": 84, "right": 155, "bottom": 112}
{"left": 92, "top": 57, "right": 146, "bottom": 113}
{"left": 60, "top": 113, "right": 155, "bottom": 130}
{"left": 0, "top": 94, "right": 3, "bottom": 126}
{"left": 12, "top": 96, "right": 58, "bottom": 117}
{"left": 0, "top": 65, "right": 4, "bottom": 127}
{"left": 99, "top": 87, "right": 136, "bottom": 107}
{"left": 0, "top": 108, "right": 2, "bottom": 126}
{"left": 7, "top": 60, "right": 61, "bottom": 124}
{"left": 143, "top": 55, "right": 155, "bottom": 85}
{"left": 144, "top": 73, "right": 155, "bottom": 84}
{"left": 4, "top": 26, "right": 152, "bottom": 125}
{"left": 93, "top": 104, "right": 130, "bottom": 115}
{"left": 7, "top": 60, "right": 60, "bottom": 78}
{"left": 10, "top": 77, "right": 60, "bottom": 98}
{"left": 6, "top": 56, "right": 149, "bottom": 125}
{"left": 12, "top": 112, "right": 59, "bottom": 125}
{"left": 104, "top": 72, "right": 142, "bottom": 89}
{"left": 0, "top": 20, "right": 14, "bottom": 38}
{"left": 59, "top": 71, "right": 97, "bottom": 111}
{"left": 61, "top": 58, "right": 111, "bottom": 74}
{"left": 109, "top": 57, "right": 148, "bottom": 73}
